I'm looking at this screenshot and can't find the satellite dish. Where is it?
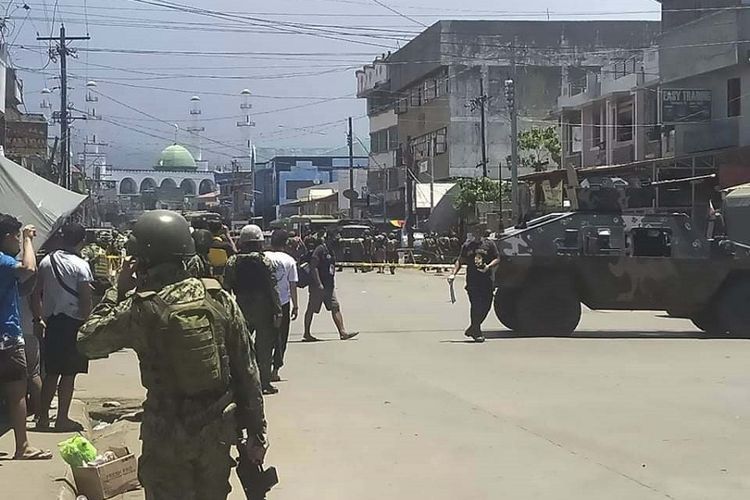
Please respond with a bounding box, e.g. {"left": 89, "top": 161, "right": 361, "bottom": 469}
{"left": 343, "top": 189, "right": 359, "bottom": 200}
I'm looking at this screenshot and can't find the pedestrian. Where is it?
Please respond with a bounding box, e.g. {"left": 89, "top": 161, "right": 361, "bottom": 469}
{"left": 78, "top": 210, "right": 268, "bottom": 500}
{"left": 447, "top": 228, "right": 500, "bottom": 343}
{"left": 223, "top": 225, "right": 282, "bottom": 395}
{"left": 264, "top": 229, "right": 299, "bottom": 383}
{"left": 21, "top": 291, "right": 42, "bottom": 420}
{"left": 32, "top": 222, "right": 93, "bottom": 431}
{"left": 0, "top": 214, "right": 51, "bottom": 460}
{"left": 302, "top": 232, "right": 359, "bottom": 342}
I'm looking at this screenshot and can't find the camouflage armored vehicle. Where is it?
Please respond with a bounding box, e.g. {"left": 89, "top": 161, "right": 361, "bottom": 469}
{"left": 493, "top": 184, "right": 750, "bottom": 337}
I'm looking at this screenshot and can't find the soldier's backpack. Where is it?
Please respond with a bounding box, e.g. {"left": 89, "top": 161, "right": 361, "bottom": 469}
{"left": 143, "top": 278, "right": 231, "bottom": 396}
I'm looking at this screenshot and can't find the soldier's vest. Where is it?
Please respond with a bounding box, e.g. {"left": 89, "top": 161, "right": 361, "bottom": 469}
{"left": 208, "top": 237, "right": 230, "bottom": 269}
{"left": 90, "top": 247, "right": 110, "bottom": 281}
{"left": 230, "top": 253, "right": 268, "bottom": 295}
{"left": 138, "top": 278, "right": 231, "bottom": 397}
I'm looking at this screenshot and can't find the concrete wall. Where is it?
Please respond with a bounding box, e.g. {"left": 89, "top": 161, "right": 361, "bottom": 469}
{"left": 662, "top": 65, "right": 745, "bottom": 154}
{"left": 660, "top": 9, "right": 740, "bottom": 83}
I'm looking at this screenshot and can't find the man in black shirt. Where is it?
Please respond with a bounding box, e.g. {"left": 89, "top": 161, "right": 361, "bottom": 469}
{"left": 302, "top": 233, "right": 359, "bottom": 342}
{"left": 448, "top": 229, "right": 500, "bottom": 343}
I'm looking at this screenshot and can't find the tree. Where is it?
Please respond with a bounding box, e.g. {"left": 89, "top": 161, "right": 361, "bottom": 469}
{"left": 453, "top": 177, "right": 510, "bottom": 218}
{"left": 513, "top": 126, "right": 561, "bottom": 173}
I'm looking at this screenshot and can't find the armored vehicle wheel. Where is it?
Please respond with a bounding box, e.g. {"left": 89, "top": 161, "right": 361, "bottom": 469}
{"left": 516, "top": 277, "right": 581, "bottom": 336}
{"left": 494, "top": 288, "right": 519, "bottom": 331}
{"left": 718, "top": 280, "right": 750, "bottom": 338}
{"left": 689, "top": 307, "right": 727, "bottom": 336}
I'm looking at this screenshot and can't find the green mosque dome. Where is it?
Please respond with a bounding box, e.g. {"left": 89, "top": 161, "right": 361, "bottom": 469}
{"left": 155, "top": 144, "right": 197, "bottom": 170}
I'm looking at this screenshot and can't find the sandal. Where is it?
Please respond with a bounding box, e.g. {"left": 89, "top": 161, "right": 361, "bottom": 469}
{"left": 14, "top": 448, "right": 53, "bottom": 460}
{"left": 301, "top": 335, "right": 321, "bottom": 342}
{"left": 54, "top": 420, "right": 84, "bottom": 433}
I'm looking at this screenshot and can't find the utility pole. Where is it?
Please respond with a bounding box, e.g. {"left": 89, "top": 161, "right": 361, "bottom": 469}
{"left": 38, "top": 25, "right": 90, "bottom": 190}
{"left": 404, "top": 141, "right": 415, "bottom": 248}
{"left": 505, "top": 36, "right": 520, "bottom": 224}
{"left": 429, "top": 135, "right": 436, "bottom": 213}
{"left": 468, "top": 73, "right": 489, "bottom": 177}
{"left": 505, "top": 78, "right": 519, "bottom": 225}
{"left": 347, "top": 117, "right": 355, "bottom": 218}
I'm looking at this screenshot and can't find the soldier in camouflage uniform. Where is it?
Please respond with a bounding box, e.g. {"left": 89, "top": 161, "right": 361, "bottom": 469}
{"left": 81, "top": 231, "right": 112, "bottom": 306}
{"left": 223, "top": 225, "right": 282, "bottom": 395}
{"left": 78, "top": 211, "right": 268, "bottom": 500}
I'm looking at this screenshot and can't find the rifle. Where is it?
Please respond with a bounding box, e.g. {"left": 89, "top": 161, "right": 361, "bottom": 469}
{"left": 236, "top": 442, "right": 279, "bottom": 500}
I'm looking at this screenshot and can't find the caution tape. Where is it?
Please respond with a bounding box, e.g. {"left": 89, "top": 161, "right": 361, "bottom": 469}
{"left": 338, "top": 262, "right": 454, "bottom": 270}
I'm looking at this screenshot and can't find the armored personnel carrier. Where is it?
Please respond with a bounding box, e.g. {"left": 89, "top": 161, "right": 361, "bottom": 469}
{"left": 493, "top": 183, "right": 750, "bottom": 337}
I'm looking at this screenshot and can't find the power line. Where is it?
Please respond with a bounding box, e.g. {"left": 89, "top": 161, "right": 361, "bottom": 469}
{"left": 369, "top": 0, "right": 427, "bottom": 28}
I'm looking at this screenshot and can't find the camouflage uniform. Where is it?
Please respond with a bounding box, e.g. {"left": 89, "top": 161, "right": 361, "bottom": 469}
{"left": 185, "top": 253, "right": 210, "bottom": 279}
{"left": 78, "top": 263, "right": 267, "bottom": 500}
{"left": 223, "top": 253, "right": 281, "bottom": 390}
{"left": 81, "top": 242, "right": 110, "bottom": 305}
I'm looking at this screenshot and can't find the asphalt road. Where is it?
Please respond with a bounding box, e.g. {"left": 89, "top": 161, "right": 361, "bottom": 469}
{"left": 4, "top": 269, "right": 750, "bottom": 499}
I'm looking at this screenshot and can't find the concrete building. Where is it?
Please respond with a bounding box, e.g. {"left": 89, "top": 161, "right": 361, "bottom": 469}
{"left": 558, "top": 47, "right": 662, "bottom": 169}
{"left": 553, "top": 1, "right": 750, "bottom": 187}
{"left": 356, "top": 20, "right": 661, "bottom": 218}
{"left": 356, "top": 54, "right": 402, "bottom": 219}
{"left": 254, "top": 155, "right": 368, "bottom": 223}
{"left": 657, "top": 0, "right": 750, "bottom": 162}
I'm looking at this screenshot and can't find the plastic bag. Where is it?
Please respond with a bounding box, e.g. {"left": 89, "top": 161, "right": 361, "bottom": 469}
{"left": 58, "top": 436, "right": 97, "bottom": 467}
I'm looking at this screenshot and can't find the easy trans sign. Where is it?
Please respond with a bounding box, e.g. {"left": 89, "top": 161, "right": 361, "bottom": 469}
{"left": 661, "top": 89, "right": 712, "bottom": 123}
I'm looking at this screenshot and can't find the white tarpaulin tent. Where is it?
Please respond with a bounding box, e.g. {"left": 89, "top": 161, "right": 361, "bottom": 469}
{"left": 0, "top": 153, "right": 87, "bottom": 244}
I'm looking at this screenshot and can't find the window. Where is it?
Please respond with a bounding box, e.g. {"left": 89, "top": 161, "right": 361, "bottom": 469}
{"left": 435, "top": 128, "right": 447, "bottom": 154}
{"left": 592, "top": 109, "right": 602, "bottom": 148}
{"left": 395, "top": 96, "right": 408, "bottom": 114}
{"left": 387, "top": 126, "right": 398, "bottom": 150}
{"left": 423, "top": 79, "right": 439, "bottom": 102}
{"left": 630, "top": 228, "right": 672, "bottom": 257}
{"left": 370, "top": 130, "right": 389, "bottom": 154}
{"left": 728, "top": 78, "right": 741, "bottom": 117}
{"left": 616, "top": 101, "right": 634, "bottom": 142}
{"left": 410, "top": 86, "right": 422, "bottom": 107}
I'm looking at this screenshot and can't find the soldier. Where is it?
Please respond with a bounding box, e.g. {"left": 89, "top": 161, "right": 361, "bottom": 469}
{"left": 188, "top": 228, "right": 214, "bottom": 279}
{"left": 447, "top": 228, "right": 500, "bottom": 343}
{"left": 81, "top": 231, "right": 111, "bottom": 306}
{"left": 362, "top": 230, "right": 374, "bottom": 272}
{"left": 374, "top": 233, "right": 387, "bottom": 273}
{"left": 385, "top": 233, "right": 399, "bottom": 275}
{"left": 77, "top": 211, "right": 268, "bottom": 500}
{"left": 223, "top": 225, "right": 282, "bottom": 395}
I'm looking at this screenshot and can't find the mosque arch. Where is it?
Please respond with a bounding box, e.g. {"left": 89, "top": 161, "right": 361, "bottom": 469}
{"left": 120, "top": 178, "right": 137, "bottom": 195}
{"left": 140, "top": 178, "right": 157, "bottom": 192}
{"left": 180, "top": 179, "right": 197, "bottom": 195}
{"left": 199, "top": 179, "right": 215, "bottom": 195}
{"left": 160, "top": 178, "right": 178, "bottom": 190}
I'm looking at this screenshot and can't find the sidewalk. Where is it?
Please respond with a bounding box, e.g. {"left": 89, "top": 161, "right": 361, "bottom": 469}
{"left": 0, "top": 399, "right": 92, "bottom": 499}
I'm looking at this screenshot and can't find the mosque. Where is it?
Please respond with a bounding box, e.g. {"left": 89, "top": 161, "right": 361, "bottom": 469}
{"left": 105, "top": 144, "right": 216, "bottom": 211}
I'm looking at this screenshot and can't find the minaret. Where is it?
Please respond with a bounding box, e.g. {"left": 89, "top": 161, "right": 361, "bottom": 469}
{"left": 187, "top": 96, "right": 208, "bottom": 171}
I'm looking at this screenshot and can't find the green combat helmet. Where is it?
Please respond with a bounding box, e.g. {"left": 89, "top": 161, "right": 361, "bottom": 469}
{"left": 128, "top": 210, "right": 196, "bottom": 265}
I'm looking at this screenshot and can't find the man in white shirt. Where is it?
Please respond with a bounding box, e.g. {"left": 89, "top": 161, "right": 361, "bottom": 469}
{"left": 32, "top": 222, "right": 93, "bottom": 431}
{"left": 265, "top": 230, "right": 298, "bottom": 382}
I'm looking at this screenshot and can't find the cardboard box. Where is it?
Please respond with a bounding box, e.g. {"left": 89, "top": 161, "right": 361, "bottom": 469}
{"left": 72, "top": 447, "right": 140, "bottom": 500}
